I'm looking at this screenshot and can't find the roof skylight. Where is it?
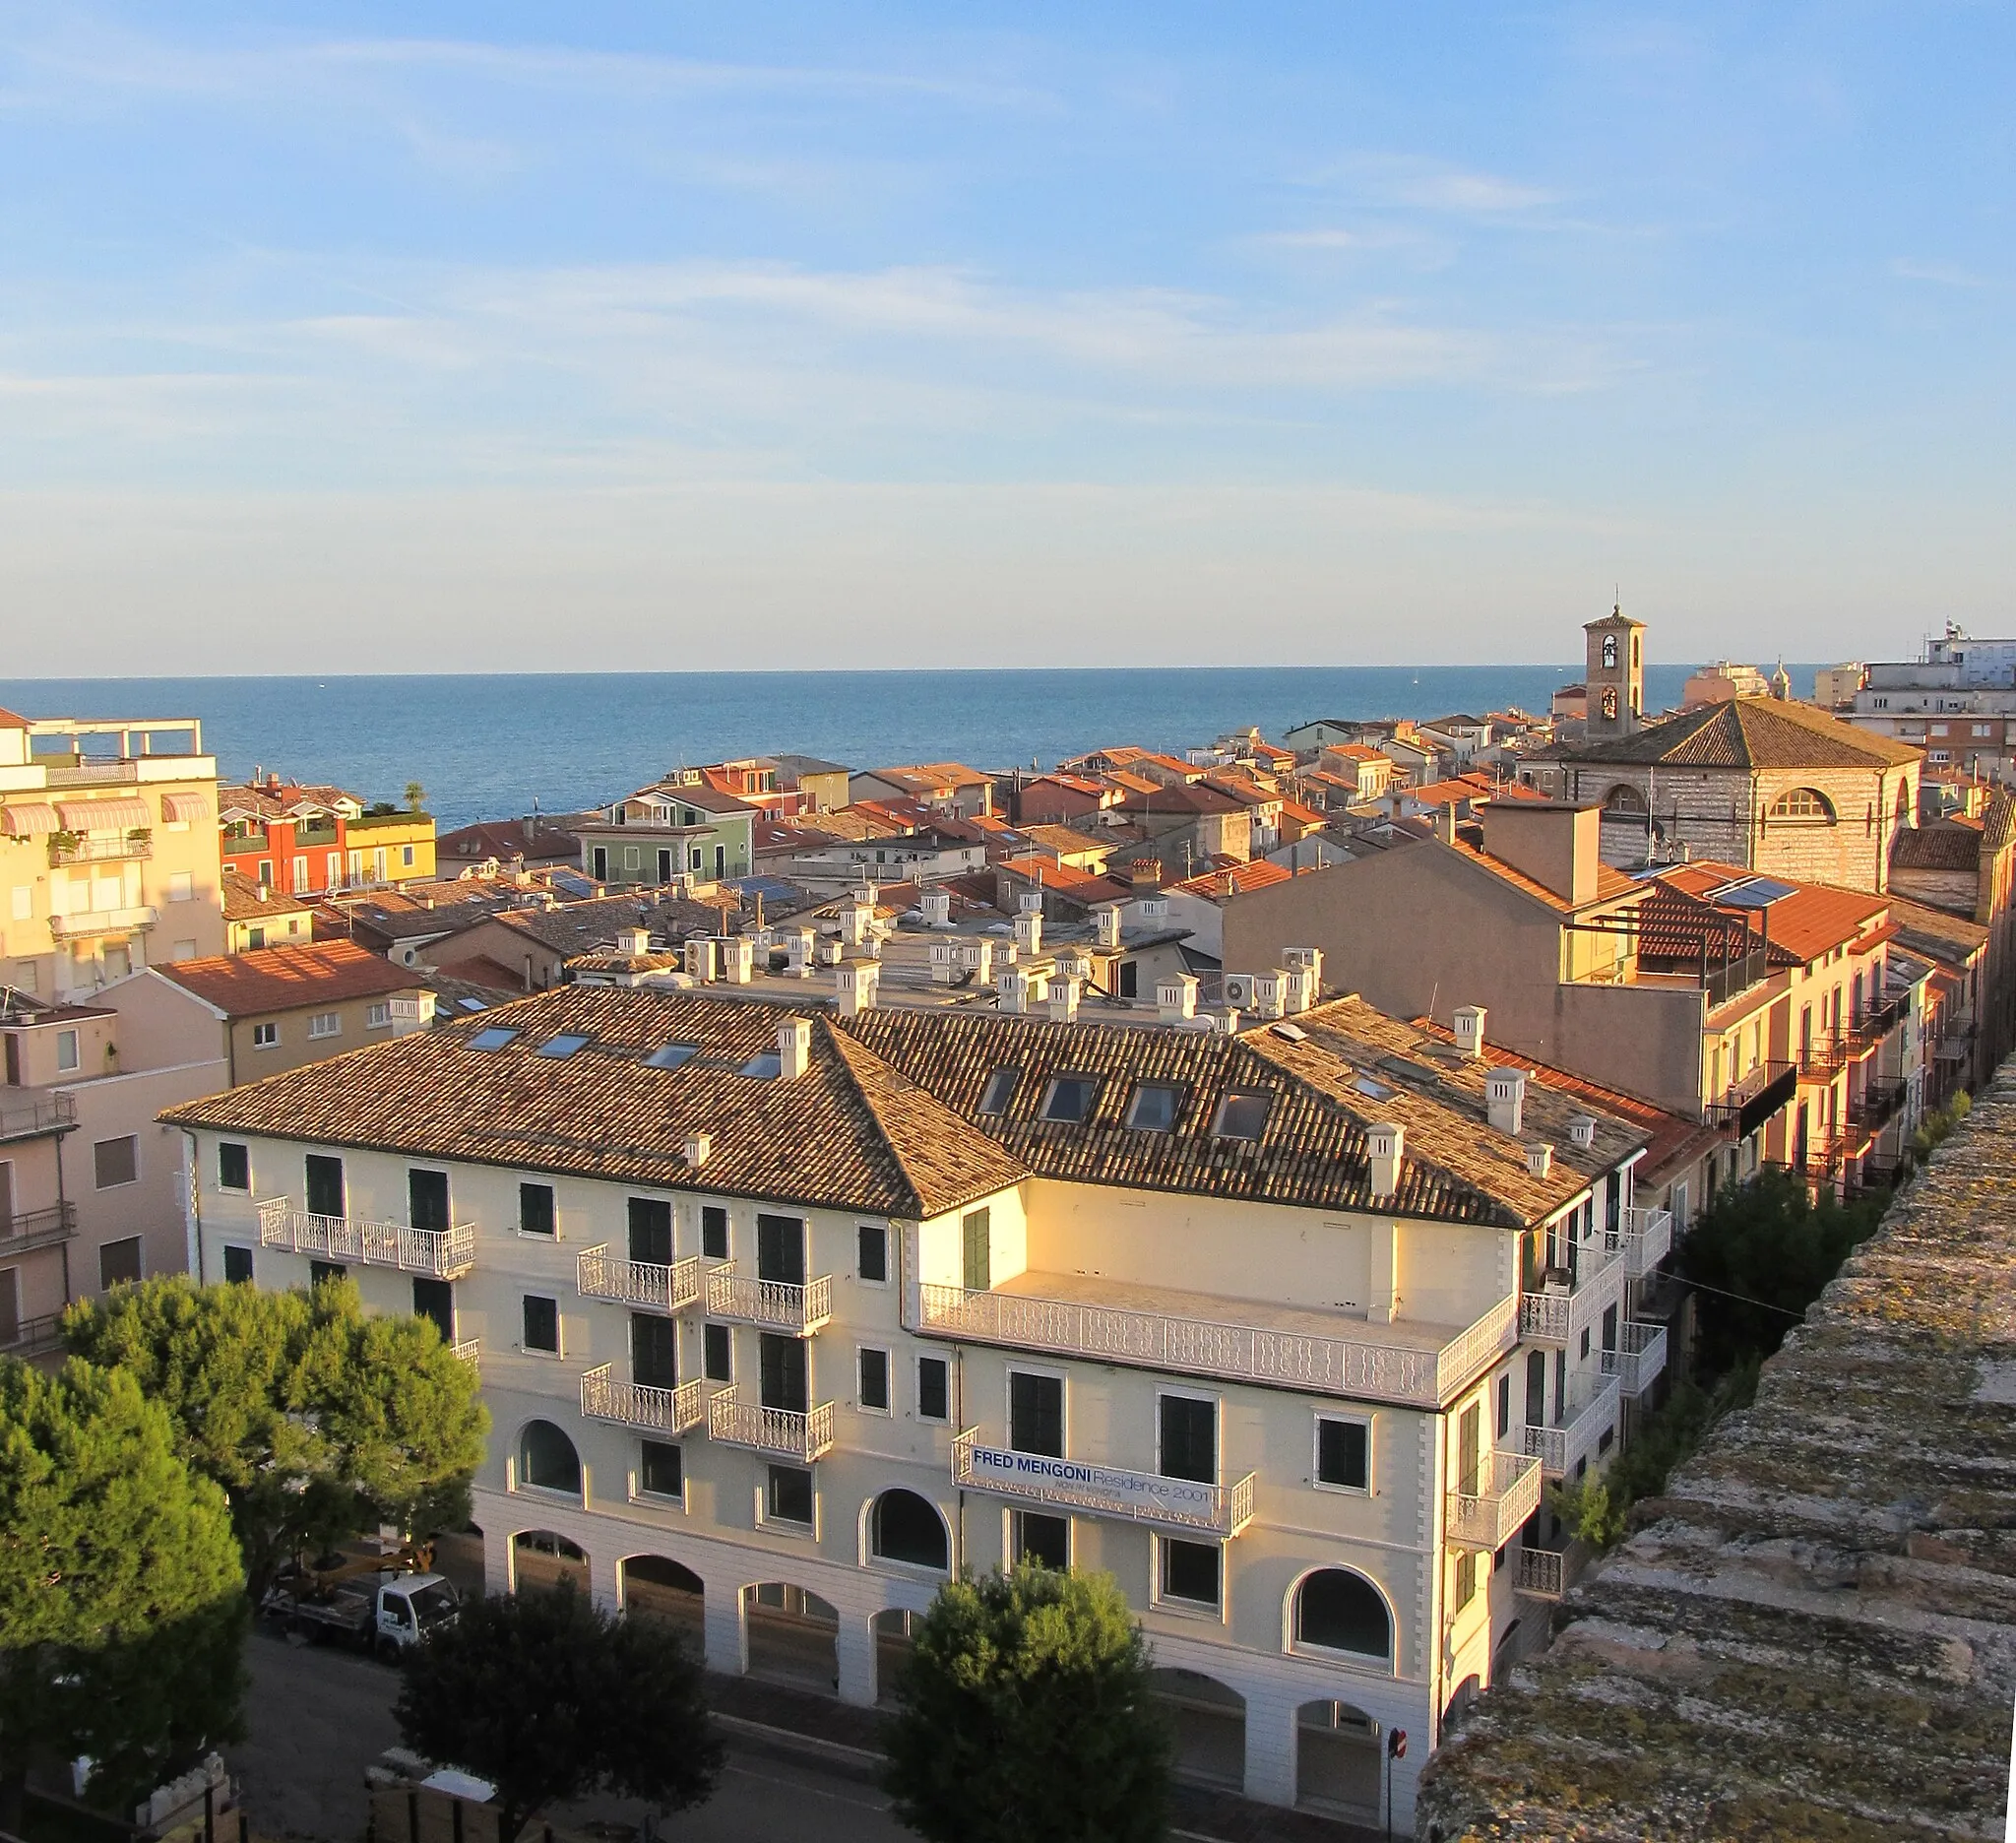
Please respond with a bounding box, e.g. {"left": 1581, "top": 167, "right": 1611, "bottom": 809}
{"left": 645, "top": 1042, "right": 700, "bottom": 1071}
{"left": 1040, "top": 1074, "right": 1102, "bottom": 1124}
{"left": 1213, "top": 1091, "right": 1273, "bottom": 1141}
{"left": 740, "top": 1050, "right": 783, "bottom": 1079}
{"left": 977, "top": 1069, "right": 1020, "bottom": 1115}
{"left": 536, "top": 1033, "right": 592, "bottom": 1059}
{"left": 468, "top": 1026, "right": 519, "bottom": 1051}
{"left": 1124, "top": 1082, "right": 1182, "bottom": 1132}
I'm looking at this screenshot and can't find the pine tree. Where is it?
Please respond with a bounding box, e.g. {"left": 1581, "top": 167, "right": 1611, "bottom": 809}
{"left": 0, "top": 1359, "right": 247, "bottom": 1820}
{"left": 63, "top": 1275, "right": 487, "bottom": 1601}
{"left": 882, "top": 1563, "right": 1173, "bottom": 1843}
{"left": 394, "top": 1578, "right": 722, "bottom": 1843}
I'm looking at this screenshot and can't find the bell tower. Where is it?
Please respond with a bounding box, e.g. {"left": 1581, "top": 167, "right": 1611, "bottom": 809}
{"left": 1584, "top": 601, "right": 1645, "bottom": 739}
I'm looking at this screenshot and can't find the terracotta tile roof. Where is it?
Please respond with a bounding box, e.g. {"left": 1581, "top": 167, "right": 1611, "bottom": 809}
{"left": 158, "top": 940, "right": 421, "bottom": 1016}
{"left": 0, "top": 708, "right": 30, "bottom": 728}
{"left": 1654, "top": 860, "right": 1887, "bottom": 962}
{"left": 1102, "top": 770, "right": 1164, "bottom": 796}
{"left": 490, "top": 893, "right": 741, "bottom": 955}
{"left": 1438, "top": 835, "right": 1641, "bottom": 914}
{"left": 436, "top": 817, "right": 591, "bottom": 864}
{"left": 1136, "top": 752, "right": 1201, "bottom": 778}
{"left": 160, "top": 986, "right": 1026, "bottom": 1220}
{"left": 1172, "top": 860, "right": 1292, "bottom": 900}
{"left": 859, "top": 762, "right": 994, "bottom": 794}
{"left": 1567, "top": 697, "right": 1922, "bottom": 769}
{"left": 1199, "top": 773, "right": 1278, "bottom": 808}
{"left": 1890, "top": 824, "right": 1984, "bottom": 873}
{"left": 427, "top": 956, "right": 529, "bottom": 994}
{"left": 220, "top": 871, "right": 316, "bottom": 922}
{"left": 1015, "top": 823, "right": 1111, "bottom": 859}
{"left": 1117, "top": 783, "right": 1246, "bottom": 817}
{"left": 1276, "top": 797, "right": 1328, "bottom": 828}
{"left": 843, "top": 1001, "right": 1621, "bottom": 1226}
{"left": 1325, "top": 744, "right": 1388, "bottom": 762}
{"left": 994, "top": 858, "right": 1135, "bottom": 906}
{"left": 1871, "top": 891, "right": 1988, "bottom": 966}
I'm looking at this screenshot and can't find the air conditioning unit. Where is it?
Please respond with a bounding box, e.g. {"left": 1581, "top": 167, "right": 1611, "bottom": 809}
{"left": 1224, "top": 973, "right": 1257, "bottom": 1009}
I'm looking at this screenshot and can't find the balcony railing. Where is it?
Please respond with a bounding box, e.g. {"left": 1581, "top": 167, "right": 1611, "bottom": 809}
{"left": 1848, "top": 1080, "right": 1906, "bottom": 1134}
{"left": 0, "top": 1311, "right": 64, "bottom": 1356}
{"left": 915, "top": 1281, "right": 1518, "bottom": 1412}
{"left": 581, "top": 1365, "right": 704, "bottom": 1435}
{"left": 1447, "top": 1450, "right": 1544, "bottom": 1553}
{"left": 1852, "top": 994, "right": 1906, "bottom": 1047}
{"left": 704, "top": 1265, "right": 834, "bottom": 1335}
{"left": 1515, "top": 1547, "right": 1565, "bottom": 1601}
{"left": 47, "top": 905, "right": 158, "bottom": 940}
{"left": 451, "top": 1338, "right": 480, "bottom": 1372}
{"left": 1600, "top": 1321, "right": 1668, "bottom": 1398}
{"left": 1606, "top": 1206, "right": 1672, "bottom": 1278}
{"left": 0, "top": 1203, "right": 79, "bottom": 1254}
{"left": 1704, "top": 1060, "right": 1797, "bottom": 1138}
{"left": 0, "top": 1093, "right": 78, "bottom": 1142}
{"left": 48, "top": 834, "right": 152, "bottom": 866}
{"left": 1798, "top": 1035, "right": 1850, "bottom": 1080}
{"left": 1519, "top": 1237, "right": 1624, "bottom": 1347}
{"left": 577, "top": 1244, "right": 703, "bottom": 1314}
{"left": 707, "top": 1386, "right": 835, "bottom": 1461}
{"left": 952, "top": 1430, "right": 1258, "bottom": 1537}
{"left": 42, "top": 762, "right": 140, "bottom": 786}
{"left": 1525, "top": 1373, "right": 1622, "bottom": 1479}
{"left": 256, "top": 1198, "right": 475, "bottom": 1278}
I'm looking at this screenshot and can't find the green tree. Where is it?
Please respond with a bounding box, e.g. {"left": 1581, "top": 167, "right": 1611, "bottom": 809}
{"left": 882, "top": 1563, "right": 1173, "bottom": 1843}
{"left": 394, "top": 1578, "right": 721, "bottom": 1843}
{"left": 0, "top": 1359, "right": 247, "bottom": 1822}
{"left": 1679, "top": 1167, "right": 1886, "bottom": 1373}
{"left": 405, "top": 782, "right": 426, "bottom": 812}
{"left": 62, "top": 1276, "right": 487, "bottom": 1603}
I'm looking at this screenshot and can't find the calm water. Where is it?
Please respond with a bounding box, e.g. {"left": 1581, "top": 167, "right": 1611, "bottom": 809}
{"left": 0, "top": 665, "right": 1790, "bottom": 830}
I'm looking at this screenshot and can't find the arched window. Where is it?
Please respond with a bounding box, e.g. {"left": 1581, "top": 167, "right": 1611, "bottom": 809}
{"left": 1294, "top": 1569, "right": 1391, "bottom": 1661}
{"left": 1603, "top": 784, "right": 1647, "bottom": 814}
{"left": 1768, "top": 788, "right": 1836, "bottom": 824}
{"left": 518, "top": 1420, "right": 581, "bottom": 1493}
{"left": 870, "top": 1490, "right": 949, "bottom": 1570}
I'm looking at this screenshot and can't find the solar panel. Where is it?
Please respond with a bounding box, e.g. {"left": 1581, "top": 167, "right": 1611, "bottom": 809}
{"left": 1711, "top": 876, "right": 1796, "bottom": 909}
{"left": 550, "top": 871, "right": 597, "bottom": 898}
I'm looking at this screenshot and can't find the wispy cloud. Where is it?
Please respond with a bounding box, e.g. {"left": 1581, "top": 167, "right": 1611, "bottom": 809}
{"left": 1890, "top": 258, "right": 1985, "bottom": 288}
{"left": 1319, "top": 155, "right": 1559, "bottom": 217}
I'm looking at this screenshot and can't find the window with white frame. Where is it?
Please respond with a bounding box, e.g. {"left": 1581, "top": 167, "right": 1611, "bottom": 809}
{"left": 1157, "top": 1536, "right": 1223, "bottom": 1612}
{"left": 307, "top": 1012, "right": 341, "bottom": 1040}
{"left": 367, "top": 1001, "right": 392, "bottom": 1029}
{"left": 252, "top": 1021, "right": 279, "bottom": 1049}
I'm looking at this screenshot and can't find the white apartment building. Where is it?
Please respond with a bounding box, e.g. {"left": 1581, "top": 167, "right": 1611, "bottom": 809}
{"left": 163, "top": 984, "right": 1667, "bottom": 1830}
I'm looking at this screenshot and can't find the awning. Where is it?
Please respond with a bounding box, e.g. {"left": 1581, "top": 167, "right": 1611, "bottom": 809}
{"left": 54, "top": 796, "right": 154, "bottom": 833}
{"left": 0, "top": 801, "right": 57, "bottom": 837}
{"left": 161, "top": 792, "right": 210, "bottom": 824}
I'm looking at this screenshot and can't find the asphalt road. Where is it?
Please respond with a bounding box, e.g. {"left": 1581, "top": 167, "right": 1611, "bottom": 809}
{"left": 230, "top": 1625, "right": 911, "bottom": 1843}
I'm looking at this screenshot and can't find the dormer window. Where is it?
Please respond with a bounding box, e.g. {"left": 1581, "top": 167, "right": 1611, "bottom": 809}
{"left": 1125, "top": 1082, "right": 1183, "bottom": 1132}
{"left": 978, "top": 1069, "right": 1020, "bottom": 1115}
{"left": 1040, "top": 1074, "right": 1102, "bottom": 1123}
{"left": 1212, "top": 1091, "right": 1272, "bottom": 1141}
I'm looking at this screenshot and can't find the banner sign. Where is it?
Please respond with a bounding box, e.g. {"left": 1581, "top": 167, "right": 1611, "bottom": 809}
{"left": 959, "top": 1441, "right": 1226, "bottom": 1533}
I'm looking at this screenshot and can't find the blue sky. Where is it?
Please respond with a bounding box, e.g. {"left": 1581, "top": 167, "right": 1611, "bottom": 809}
{"left": 1, "top": 3, "right": 2010, "bottom": 672}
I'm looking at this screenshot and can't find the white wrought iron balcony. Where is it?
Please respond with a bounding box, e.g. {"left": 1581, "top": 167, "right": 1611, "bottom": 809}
{"left": 1600, "top": 1321, "right": 1669, "bottom": 1398}
{"left": 577, "top": 1244, "right": 703, "bottom": 1314}
{"left": 952, "top": 1430, "right": 1256, "bottom": 1538}
{"left": 1607, "top": 1206, "right": 1672, "bottom": 1278}
{"left": 1524, "top": 1371, "right": 1622, "bottom": 1480}
{"left": 581, "top": 1365, "right": 703, "bottom": 1435}
{"left": 705, "top": 1264, "right": 834, "bottom": 1336}
{"left": 256, "top": 1197, "right": 475, "bottom": 1279}
{"left": 47, "top": 905, "right": 158, "bottom": 940}
{"left": 706, "top": 1386, "right": 835, "bottom": 1461}
{"left": 915, "top": 1273, "right": 1517, "bottom": 1412}
{"left": 1519, "top": 1238, "right": 1626, "bottom": 1347}
{"left": 450, "top": 1338, "right": 480, "bottom": 1372}
{"left": 1447, "top": 1450, "right": 1543, "bottom": 1553}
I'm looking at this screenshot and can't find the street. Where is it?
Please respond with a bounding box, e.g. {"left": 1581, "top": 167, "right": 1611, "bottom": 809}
{"left": 229, "top": 1625, "right": 911, "bottom": 1843}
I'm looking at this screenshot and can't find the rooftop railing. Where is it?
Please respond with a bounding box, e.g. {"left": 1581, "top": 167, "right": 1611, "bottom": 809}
{"left": 0, "top": 1093, "right": 79, "bottom": 1143}
{"left": 915, "top": 1280, "right": 1517, "bottom": 1412}
{"left": 256, "top": 1198, "right": 475, "bottom": 1279}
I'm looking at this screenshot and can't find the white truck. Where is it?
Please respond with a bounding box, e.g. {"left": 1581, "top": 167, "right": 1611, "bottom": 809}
{"left": 264, "top": 1548, "right": 460, "bottom": 1658}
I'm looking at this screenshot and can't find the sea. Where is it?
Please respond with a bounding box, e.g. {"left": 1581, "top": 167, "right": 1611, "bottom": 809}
{"left": 0, "top": 665, "right": 1808, "bottom": 832}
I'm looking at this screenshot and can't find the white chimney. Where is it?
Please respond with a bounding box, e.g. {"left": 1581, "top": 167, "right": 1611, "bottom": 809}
{"left": 841, "top": 893, "right": 875, "bottom": 950}
{"left": 999, "top": 966, "right": 1031, "bottom": 1014}
{"left": 1486, "top": 1067, "right": 1527, "bottom": 1136}
{"left": 836, "top": 961, "right": 881, "bottom": 1017}
{"left": 920, "top": 886, "right": 953, "bottom": 927}
{"left": 1158, "top": 975, "right": 1198, "bottom": 1025}
{"left": 1055, "top": 949, "right": 1092, "bottom": 985}
{"left": 1568, "top": 1115, "right": 1597, "bottom": 1149}
{"left": 778, "top": 1017, "right": 812, "bottom": 1081}
{"left": 928, "top": 939, "right": 960, "bottom": 985}
{"left": 1095, "top": 906, "right": 1123, "bottom": 948}
{"left": 1014, "top": 906, "right": 1042, "bottom": 956}
{"left": 257, "top": 882, "right": 270, "bottom": 903}
{"left": 683, "top": 1131, "right": 712, "bottom": 1169}
{"left": 1252, "top": 971, "right": 1288, "bottom": 1021}
{"left": 617, "top": 925, "right": 652, "bottom": 957}
{"left": 1047, "top": 977, "right": 1081, "bottom": 1024}
{"left": 1527, "top": 1143, "right": 1554, "bottom": 1179}
{"left": 1019, "top": 890, "right": 1043, "bottom": 914}
{"left": 1138, "top": 895, "right": 1170, "bottom": 925}
{"left": 1366, "top": 1122, "right": 1406, "bottom": 1199}
{"left": 1453, "top": 1005, "right": 1487, "bottom": 1059}
{"left": 683, "top": 937, "right": 716, "bottom": 982}
{"left": 785, "top": 927, "right": 815, "bottom": 978}
{"left": 716, "top": 935, "right": 753, "bottom": 985}
{"left": 968, "top": 939, "right": 995, "bottom": 985}
{"left": 1282, "top": 945, "right": 1323, "bottom": 989}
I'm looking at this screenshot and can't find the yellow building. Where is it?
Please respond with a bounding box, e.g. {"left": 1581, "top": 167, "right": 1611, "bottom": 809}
{"left": 344, "top": 808, "right": 438, "bottom": 888}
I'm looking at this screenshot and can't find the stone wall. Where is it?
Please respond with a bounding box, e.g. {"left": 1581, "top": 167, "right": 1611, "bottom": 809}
{"left": 1416, "top": 1060, "right": 2016, "bottom": 1840}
